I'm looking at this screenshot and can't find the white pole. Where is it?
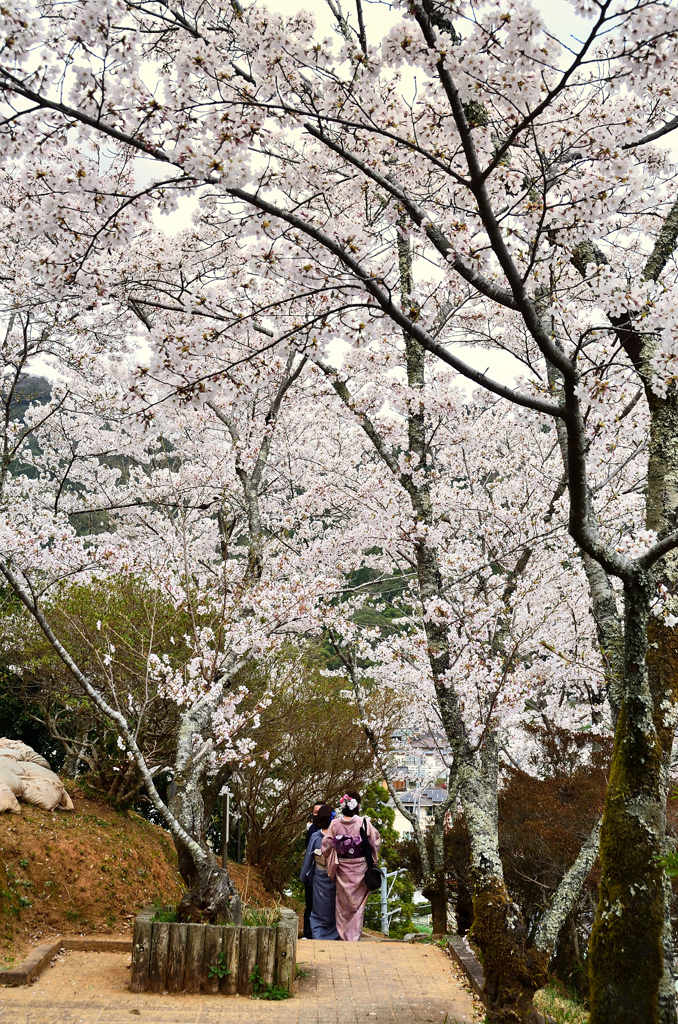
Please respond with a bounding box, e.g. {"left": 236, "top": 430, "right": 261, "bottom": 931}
{"left": 381, "top": 863, "right": 389, "bottom": 935}
{"left": 222, "top": 791, "right": 230, "bottom": 866}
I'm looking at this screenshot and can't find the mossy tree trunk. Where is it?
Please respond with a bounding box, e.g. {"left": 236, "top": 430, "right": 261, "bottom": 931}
{"left": 644, "top": 385, "right": 678, "bottom": 1024}
{"left": 588, "top": 217, "right": 678, "bottom": 1024}
{"left": 459, "top": 732, "right": 548, "bottom": 1023}
{"left": 588, "top": 575, "right": 666, "bottom": 1023}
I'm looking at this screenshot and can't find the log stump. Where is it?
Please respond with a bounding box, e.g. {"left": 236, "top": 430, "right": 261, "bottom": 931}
{"left": 130, "top": 907, "right": 297, "bottom": 996}
{"left": 201, "top": 924, "right": 223, "bottom": 995}
{"left": 221, "top": 924, "right": 240, "bottom": 995}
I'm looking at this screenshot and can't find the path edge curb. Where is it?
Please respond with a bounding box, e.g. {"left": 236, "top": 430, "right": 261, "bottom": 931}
{"left": 446, "top": 935, "right": 485, "bottom": 1001}
{"left": 0, "top": 936, "right": 132, "bottom": 986}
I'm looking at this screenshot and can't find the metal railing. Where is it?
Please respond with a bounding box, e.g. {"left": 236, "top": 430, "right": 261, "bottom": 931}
{"left": 364, "top": 865, "right": 406, "bottom": 936}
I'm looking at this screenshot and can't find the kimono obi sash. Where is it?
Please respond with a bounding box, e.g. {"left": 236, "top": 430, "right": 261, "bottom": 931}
{"left": 314, "top": 849, "right": 328, "bottom": 871}
{"left": 333, "top": 833, "right": 365, "bottom": 859}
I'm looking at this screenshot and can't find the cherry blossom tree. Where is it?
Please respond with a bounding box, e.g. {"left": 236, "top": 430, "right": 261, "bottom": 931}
{"left": 3, "top": 0, "right": 678, "bottom": 1017}
{"left": 301, "top": 336, "right": 637, "bottom": 970}
{"left": 0, "top": 237, "right": 342, "bottom": 918}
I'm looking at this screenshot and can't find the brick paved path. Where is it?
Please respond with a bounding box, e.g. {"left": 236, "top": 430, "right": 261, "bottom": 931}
{"left": 0, "top": 940, "right": 477, "bottom": 1024}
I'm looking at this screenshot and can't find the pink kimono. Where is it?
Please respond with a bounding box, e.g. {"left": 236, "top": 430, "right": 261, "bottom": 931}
{"left": 321, "top": 815, "right": 381, "bottom": 941}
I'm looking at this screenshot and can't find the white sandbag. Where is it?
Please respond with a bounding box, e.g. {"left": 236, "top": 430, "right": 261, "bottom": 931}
{"left": 19, "top": 750, "right": 51, "bottom": 770}
{"left": 0, "top": 760, "right": 24, "bottom": 797}
{"left": 0, "top": 740, "right": 73, "bottom": 812}
{"left": 0, "top": 739, "right": 50, "bottom": 769}
{"left": 14, "top": 761, "right": 69, "bottom": 812}
{"left": 0, "top": 780, "right": 21, "bottom": 814}
{"left": 57, "top": 789, "right": 74, "bottom": 811}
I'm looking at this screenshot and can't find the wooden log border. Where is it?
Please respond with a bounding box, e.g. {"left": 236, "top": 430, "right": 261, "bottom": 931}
{"left": 130, "top": 908, "right": 298, "bottom": 996}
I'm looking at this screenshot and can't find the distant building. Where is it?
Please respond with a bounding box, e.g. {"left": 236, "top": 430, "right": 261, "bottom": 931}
{"left": 389, "top": 729, "right": 451, "bottom": 791}
{"left": 385, "top": 729, "right": 453, "bottom": 838}
{"left": 391, "top": 787, "right": 450, "bottom": 839}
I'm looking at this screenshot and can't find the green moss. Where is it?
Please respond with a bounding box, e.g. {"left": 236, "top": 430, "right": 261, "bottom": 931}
{"left": 470, "top": 877, "right": 548, "bottom": 1023}
{"left": 588, "top": 701, "right": 664, "bottom": 1024}
{"left": 646, "top": 619, "right": 678, "bottom": 754}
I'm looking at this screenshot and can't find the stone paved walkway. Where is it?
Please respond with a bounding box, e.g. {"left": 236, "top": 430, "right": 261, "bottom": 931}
{"left": 0, "top": 940, "right": 478, "bottom": 1024}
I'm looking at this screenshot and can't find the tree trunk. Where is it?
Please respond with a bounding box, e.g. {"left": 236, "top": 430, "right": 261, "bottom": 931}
{"left": 395, "top": 249, "right": 546, "bottom": 1019}
{"left": 589, "top": 579, "right": 666, "bottom": 1024}
{"left": 587, "top": 203, "right": 678, "bottom": 1023}
{"left": 472, "top": 878, "right": 548, "bottom": 1024}
{"left": 428, "top": 872, "right": 448, "bottom": 936}
{"left": 168, "top": 707, "right": 241, "bottom": 923}
{"left": 62, "top": 716, "right": 90, "bottom": 778}
{"left": 424, "top": 785, "right": 452, "bottom": 936}
{"left": 460, "top": 735, "right": 548, "bottom": 1023}
{"left": 176, "top": 862, "right": 243, "bottom": 924}
{"left": 648, "top": 617, "right": 678, "bottom": 1024}
{"left": 587, "top": 376, "right": 678, "bottom": 1023}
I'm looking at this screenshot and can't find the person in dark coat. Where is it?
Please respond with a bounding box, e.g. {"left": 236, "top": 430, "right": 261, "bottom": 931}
{"left": 300, "top": 804, "right": 339, "bottom": 939}
{"left": 302, "top": 799, "right": 323, "bottom": 938}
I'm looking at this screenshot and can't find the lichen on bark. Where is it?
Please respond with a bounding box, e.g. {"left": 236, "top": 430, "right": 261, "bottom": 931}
{"left": 589, "top": 580, "right": 666, "bottom": 1024}
{"left": 471, "top": 877, "right": 548, "bottom": 1024}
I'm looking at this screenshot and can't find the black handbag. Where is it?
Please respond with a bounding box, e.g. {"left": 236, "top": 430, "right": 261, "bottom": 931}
{"left": 360, "top": 817, "right": 384, "bottom": 891}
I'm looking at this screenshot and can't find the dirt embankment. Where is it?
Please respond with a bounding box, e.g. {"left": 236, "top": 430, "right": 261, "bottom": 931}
{"left": 0, "top": 790, "right": 302, "bottom": 969}
{"left": 0, "top": 791, "right": 185, "bottom": 967}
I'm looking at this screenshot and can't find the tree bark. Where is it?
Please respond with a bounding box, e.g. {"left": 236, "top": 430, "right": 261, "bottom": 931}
{"left": 589, "top": 576, "right": 666, "bottom": 1024}
{"left": 459, "top": 732, "right": 548, "bottom": 1023}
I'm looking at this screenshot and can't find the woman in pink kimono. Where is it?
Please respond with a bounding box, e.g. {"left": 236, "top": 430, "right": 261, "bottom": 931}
{"left": 321, "top": 790, "right": 380, "bottom": 941}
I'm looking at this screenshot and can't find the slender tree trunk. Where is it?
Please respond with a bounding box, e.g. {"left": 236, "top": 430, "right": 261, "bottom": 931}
{"left": 427, "top": 875, "right": 448, "bottom": 936}
{"left": 62, "top": 716, "right": 90, "bottom": 778}
{"left": 430, "top": 804, "right": 449, "bottom": 935}
{"left": 397, "top": 262, "right": 546, "bottom": 1019}
{"left": 168, "top": 704, "right": 242, "bottom": 924}
{"left": 422, "top": 793, "right": 452, "bottom": 936}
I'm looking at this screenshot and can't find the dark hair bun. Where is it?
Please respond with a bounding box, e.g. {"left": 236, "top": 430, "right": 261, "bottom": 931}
{"left": 316, "top": 804, "right": 333, "bottom": 829}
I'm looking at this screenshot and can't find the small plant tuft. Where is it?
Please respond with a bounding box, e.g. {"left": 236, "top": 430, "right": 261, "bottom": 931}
{"left": 242, "top": 906, "right": 282, "bottom": 927}
{"left": 151, "top": 903, "right": 178, "bottom": 923}
{"left": 208, "top": 951, "right": 231, "bottom": 979}
{"left": 249, "top": 964, "right": 291, "bottom": 1000}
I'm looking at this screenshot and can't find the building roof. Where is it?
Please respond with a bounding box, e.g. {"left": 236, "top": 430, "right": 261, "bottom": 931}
{"left": 396, "top": 787, "right": 448, "bottom": 807}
